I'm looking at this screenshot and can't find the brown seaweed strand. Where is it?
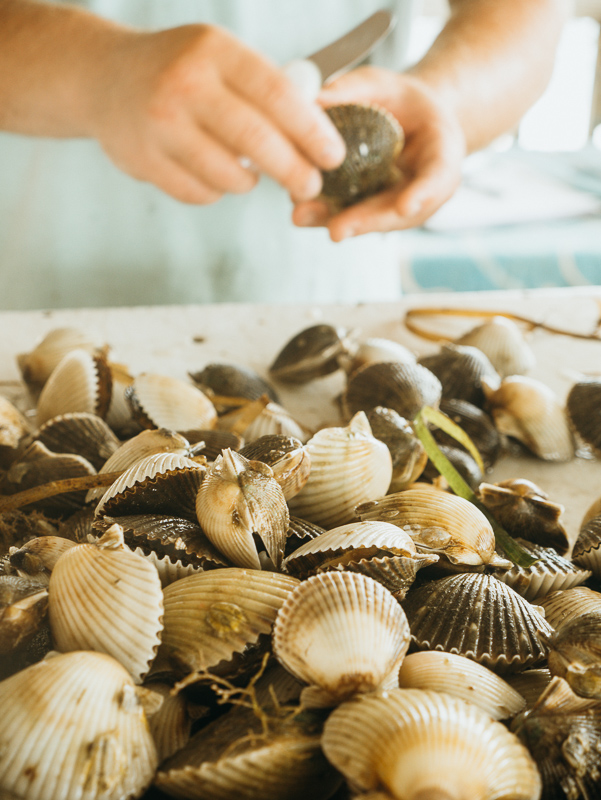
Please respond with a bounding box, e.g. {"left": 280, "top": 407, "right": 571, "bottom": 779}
{"left": 0, "top": 471, "right": 125, "bottom": 513}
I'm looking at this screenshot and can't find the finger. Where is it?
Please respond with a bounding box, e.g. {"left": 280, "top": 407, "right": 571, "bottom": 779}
{"left": 137, "top": 149, "right": 224, "bottom": 205}
{"left": 200, "top": 85, "right": 325, "bottom": 202}
{"left": 161, "top": 122, "right": 259, "bottom": 195}
{"left": 292, "top": 199, "right": 332, "bottom": 228}
{"left": 225, "top": 55, "right": 346, "bottom": 171}
{"left": 326, "top": 189, "right": 411, "bottom": 241}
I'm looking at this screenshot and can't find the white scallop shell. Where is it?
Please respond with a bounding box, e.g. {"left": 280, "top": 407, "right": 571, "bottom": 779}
{"left": 456, "top": 316, "right": 535, "bottom": 378}
{"left": 48, "top": 524, "right": 164, "bottom": 683}
{"left": 242, "top": 401, "right": 308, "bottom": 443}
{"left": 538, "top": 586, "right": 601, "bottom": 630}
{"left": 398, "top": 650, "right": 525, "bottom": 719}
{"left": 288, "top": 411, "right": 392, "bottom": 529}
{"left": 322, "top": 688, "right": 541, "bottom": 800}
{"left": 0, "top": 650, "right": 157, "bottom": 800}
{"left": 17, "top": 326, "right": 98, "bottom": 388}
{"left": 36, "top": 349, "right": 110, "bottom": 427}
{"left": 273, "top": 571, "right": 410, "bottom": 705}
{"left": 130, "top": 372, "right": 217, "bottom": 431}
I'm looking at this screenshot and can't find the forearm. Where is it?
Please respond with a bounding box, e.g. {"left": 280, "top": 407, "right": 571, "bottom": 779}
{"left": 407, "top": 0, "right": 571, "bottom": 152}
{"left": 0, "top": 0, "right": 134, "bottom": 136}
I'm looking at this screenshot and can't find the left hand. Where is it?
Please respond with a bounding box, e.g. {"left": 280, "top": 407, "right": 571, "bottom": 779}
{"left": 292, "top": 66, "right": 467, "bottom": 241}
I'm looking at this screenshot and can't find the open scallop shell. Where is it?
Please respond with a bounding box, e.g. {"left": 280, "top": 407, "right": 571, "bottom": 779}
{"left": 356, "top": 487, "right": 508, "bottom": 568}
{"left": 126, "top": 372, "right": 217, "bottom": 432}
{"left": 546, "top": 611, "right": 601, "bottom": 699}
{"left": 143, "top": 680, "right": 193, "bottom": 763}
{"left": 36, "top": 411, "right": 121, "bottom": 471}
{"left": 0, "top": 395, "right": 31, "bottom": 452}
{"left": 493, "top": 537, "right": 591, "bottom": 602}
{"left": 435, "top": 398, "right": 502, "bottom": 470}
{"left": 537, "top": 586, "right": 601, "bottom": 630}
{"left": 505, "top": 668, "right": 553, "bottom": 709}
{"left": 322, "top": 688, "right": 541, "bottom": 800}
{"left": 398, "top": 651, "right": 526, "bottom": 720}
{"left": 365, "top": 407, "right": 427, "bottom": 492}
{"left": 572, "top": 512, "right": 601, "bottom": 578}
{"left": 36, "top": 348, "right": 112, "bottom": 427}
{"left": 239, "top": 435, "right": 311, "bottom": 501}
{"left": 456, "top": 315, "right": 536, "bottom": 378}
{"left": 195, "top": 449, "right": 289, "bottom": 570}
{"left": 48, "top": 523, "right": 164, "bottom": 682}
{"left": 402, "top": 572, "right": 553, "bottom": 672}
{"left": 288, "top": 411, "right": 392, "bottom": 530}
{"left": 190, "top": 361, "right": 279, "bottom": 405}
{"left": 150, "top": 568, "right": 298, "bottom": 690}
{"left": 0, "top": 650, "right": 157, "bottom": 800}
{"left": 17, "top": 326, "right": 99, "bottom": 390}
{"left": 273, "top": 571, "right": 410, "bottom": 707}
{"left": 566, "top": 377, "right": 601, "bottom": 455}
{"left": 269, "top": 323, "right": 353, "bottom": 383}
{"left": 321, "top": 103, "right": 404, "bottom": 208}
{"left": 418, "top": 343, "right": 501, "bottom": 408}
{"left": 0, "top": 574, "right": 48, "bottom": 654}
{"left": 484, "top": 375, "right": 575, "bottom": 461}
{"left": 9, "top": 535, "right": 77, "bottom": 576}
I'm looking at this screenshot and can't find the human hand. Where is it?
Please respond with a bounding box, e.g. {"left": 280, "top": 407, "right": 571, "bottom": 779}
{"left": 93, "top": 24, "right": 346, "bottom": 204}
{"left": 292, "top": 66, "right": 467, "bottom": 240}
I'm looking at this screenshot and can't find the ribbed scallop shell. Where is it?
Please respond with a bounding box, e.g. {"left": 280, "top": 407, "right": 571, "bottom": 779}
{"left": 195, "top": 449, "right": 289, "bottom": 570}
{"left": 343, "top": 361, "right": 442, "bottom": 420}
{"left": 435, "top": 398, "right": 502, "bottom": 470}
{"left": 150, "top": 568, "right": 298, "bottom": 689}
{"left": 494, "top": 538, "right": 591, "bottom": 602}
{"left": 485, "top": 375, "right": 575, "bottom": 461}
{"left": 240, "top": 401, "right": 308, "bottom": 444}
{"left": 155, "top": 706, "right": 340, "bottom": 800}
{"left": 9, "top": 535, "right": 77, "bottom": 575}
{"left": 190, "top": 362, "right": 279, "bottom": 405}
{"left": 345, "top": 336, "right": 416, "bottom": 375}
{"left": 0, "top": 574, "right": 48, "bottom": 653}
{"left": 288, "top": 412, "right": 392, "bottom": 529}
{"left": 402, "top": 572, "right": 553, "bottom": 672}
{"left": 321, "top": 103, "right": 404, "bottom": 207}
{"left": 456, "top": 316, "right": 536, "bottom": 378}
{"left": 365, "top": 407, "right": 427, "bottom": 491}
{"left": 566, "top": 377, "right": 601, "bottom": 454}
{"left": 273, "top": 572, "right": 410, "bottom": 706}
{"left": 418, "top": 343, "right": 501, "bottom": 408}
{"left": 36, "top": 411, "right": 121, "bottom": 471}
{"left": 0, "top": 650, "right": 157, "bottom": 800}
{"left": 239, "top": 435, "right": 311, "bottom": 501}
{"left": 0, "top": 395, "right": 30, "bottom": 450}
{"left": 506, "top": 668, "right": 552, "bottom": 709}
{"left": 285, "top": 515, "right": 325, "bottom": 557}
{"left": 537, "top": 586, "right": 601, "bottom": 630}
{"left": 144, "top": 681, "right": 192, "bottom": 763}
{"left": 547, "top": 612, "right": 601, "bottom": 699}
{"left": 356, "top": 487, "right": 503, "bottom": 567}
{"left": 86, "top": 428, "right": 191, "bottom": 503}
{"left": 36, "top": 348, "right": 112, "bottom": 427}
{"left": 126, "top": 372, "right": 217, "bottom": 432}
{"left": 572, "top": 512, "right": 601, "bottom": 578}
{"left": 94, "top": 452, "right": 206, "bottom": 520}
{"left": 398, "top": 651, "right": 526, "bottom": 719}
{"left": 180, "top": 428, "right": 244, "bottom": 461}
{"left": 269, "top": 323, "right": 352, "bottom": 383}
{"left": 48, "top": 524, "right": 164, "bottom": 682}
{"left": 17, "top": 326, "right": 99, "bottom": 389}
{"left": 322, "top": 688, "right": 541, "bottom": 800}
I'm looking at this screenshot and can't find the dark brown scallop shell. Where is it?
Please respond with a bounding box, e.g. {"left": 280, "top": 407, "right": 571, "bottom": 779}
{"left": 269, "top": 324, "right": 353, "bottom": 383}
{"left": 285, "top": 516, "right": 325, "bottom": 558}
{"left": 572, "top": 512, "right": 601, "bottom": 578}
{"left": 35, "top": 411, "right": 121, "bottom": 471}
{"left": 435, "top": 398, "right": 502, "bottom": 470}
{"left": 418, "top": 344, "right": 500, "bottom": 409}
{"left": 401, "top": 572, "right": 553, "bottom": 673}
{"left": 189, "top": 362, "right": 280, "bottom": 406}
{"left": 321, "top": 103, "right": 404, "bottom": 207}
{"left": 343, "top": 361, "right": 442, "bottom": 421}
{"left": 566, "top": 377, "right": 601, "bottom": 454}
{"left": 365, "top": 407, "right": 427, "bottom": 489}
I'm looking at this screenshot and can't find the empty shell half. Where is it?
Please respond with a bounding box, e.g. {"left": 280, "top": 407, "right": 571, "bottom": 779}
{"left": 126, "top": 372, "right": 218, "bottom": 432}
{"left": 455, "top": 315, "right": 535, "bottom": 378}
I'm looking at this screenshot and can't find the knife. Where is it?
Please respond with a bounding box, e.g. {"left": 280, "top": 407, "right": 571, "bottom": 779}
{"left": 283, "top": 9, "right": 396, "bottom": 100}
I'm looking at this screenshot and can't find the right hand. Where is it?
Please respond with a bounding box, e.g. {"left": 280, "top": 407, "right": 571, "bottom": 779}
{"left": 92, "top": 24, "right": 346, "bottom": 204}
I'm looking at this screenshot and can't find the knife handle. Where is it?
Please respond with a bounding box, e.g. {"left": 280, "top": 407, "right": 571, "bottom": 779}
{"left": 282, "top": 59, "right": 323, "bottom": 102}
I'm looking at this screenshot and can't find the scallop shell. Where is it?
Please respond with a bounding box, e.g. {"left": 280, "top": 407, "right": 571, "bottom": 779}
{"left": 479, "top": 479, "right": 570, "bottom": 555}
{"left": 239, "top": 401, "right": 308, "bottom": 443}
{"left": 322, "top": 688, "right": 541, "bottom": 800}
{"left": 190, "top": 362, "right": 279, "bottom": 406}
{"left": 36, "top": 411, "right": 121, "bottom": 471}
{"left": 94, "top": 451, "right": 206, "bottom": 520}
{"left": 126, "top": 372, "right": 217, "bottom": 432}
{"left": 356, "top": 487, "right": 507, "bottom": 568}
{"left": 195, "top": 449, "right": 289, "bottom": 570}
{"left": 398, "top": 651, "right": 526, "bottom": 720}
{"left": 0, "top": 395, "right": 31, "bottom": 452}
{"left": 572, "top": 512, "right": 601, "bottom": 578}
{"left": 17, "top": 326, "right": 99, "bottom": 390}
{"left": 86, "top": 428, "right": 192, "bottom": 503}
{"left": 345, "top": 336, "right": 416, "bottom": 375}
{"left": 143, "top": 681, "right": 193, "bottom": 763}
{"left": 36, "top": 348, "right": 112, "bottom": 427}
{"left": 0, "top": 650, "right": 157, "bottom": 800}
{"left": 0, "top": 574, "right": 48, "bottom": 653}
{"left": 484, "top": 375, "right": 575, "bottom": 461}
{"left": 104, "top": 360, "right": 136, "bottom": 436}
{"left": 435, "top": 398, "right": 502, "bottom": 470}
{"left": 150, "top": 568, "right": 299, "bottom": 689}
{"left": 155, "top": 706, "right": 340, "bottom": 800}
{"left": 512, "top": 676, "right": 601, "bottom": 800}
{"left": 284, "top": 515, "right": 325, "bottom": 557}
{"left": 343, "top": 360, "right": 442, "bottom": 420}
{"left": 9, "top": 535, "right": 77, "bottom": 575}
{"left": 566, "top": 377, "right": 601, "bottom": 455}
{"left": 547, "top": 611, "right": 601, "bottom": 699}
{"left": 269, "top": 323, "right": 354, "bottom": 383}
{"left": 402, "top": 572, "right": 553, "bottom": 672}
{"left": 456, "top": 315, "right": 536, "bottom": 378}
{"left": 273, "top": 571, "right": 410, "bottom": 706}
{"left": 178, "top": 428, "right": 244, "bottom": 461}
{"left": 365, "top": 406, "right": 427, "bottom": 491}
{"left": 239, "top": 434, "right": 311, "bottom": 501}
{"left": 288, "top": 411, "right": 392, "bottom": 529}
{"left": 505, "top": 668, "right": 553, "bottom": 709}
{"left": 321, "top": 103, "right": 404, "bottom": 207}
{"left": 48, "top": 523, "right": 164, "bottom": 682}
{"left": 537, "top": 586, "right": 601, "bottom": 630}
{"left": 418, "top": 343, "right": 501, "bottom": 408}
{"left": 493, "top": 537, "right": 591, "bottom": 602}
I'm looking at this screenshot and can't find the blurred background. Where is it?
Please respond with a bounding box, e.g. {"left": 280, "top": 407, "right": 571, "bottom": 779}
{"left": 402, "top": 0, "right": 601, "bottom": 292}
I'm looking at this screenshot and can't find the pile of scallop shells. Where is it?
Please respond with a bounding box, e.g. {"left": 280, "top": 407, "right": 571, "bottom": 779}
{"left": 1, "top": 316, "right": 601, "bottom": 800}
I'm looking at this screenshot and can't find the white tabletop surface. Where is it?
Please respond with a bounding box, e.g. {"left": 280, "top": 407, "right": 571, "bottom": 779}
{"left": 2, "top": 286, "right": 600, "bottom": 541}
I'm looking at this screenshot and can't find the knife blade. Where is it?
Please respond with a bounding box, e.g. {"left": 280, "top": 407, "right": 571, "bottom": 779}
{"left": 283, "top": 9, "right": 396, "bottom": 100}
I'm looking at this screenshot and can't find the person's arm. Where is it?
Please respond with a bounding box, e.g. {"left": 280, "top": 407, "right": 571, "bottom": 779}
{"left": 293, "top": 0, "right": 570, "bottom": 240}
{"left": 0, "top": 0, "right": 346, "bottom": 204}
